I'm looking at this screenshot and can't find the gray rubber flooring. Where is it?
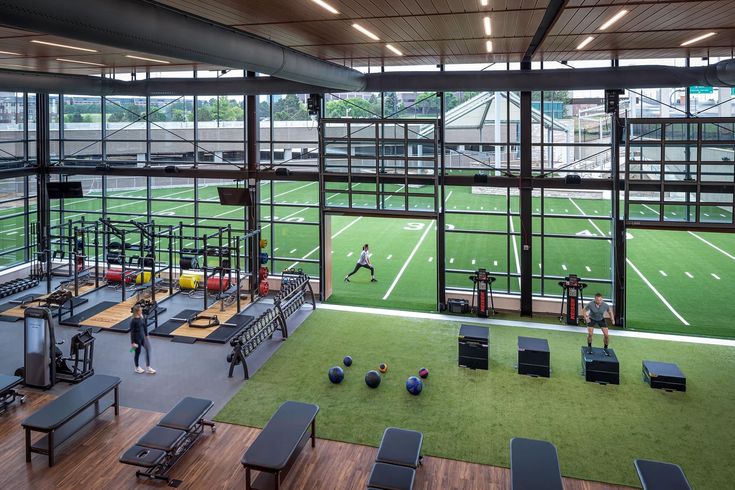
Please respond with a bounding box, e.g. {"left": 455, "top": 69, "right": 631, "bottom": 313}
{"left": 0, "top": 279, "right": 313, "bottom": 414}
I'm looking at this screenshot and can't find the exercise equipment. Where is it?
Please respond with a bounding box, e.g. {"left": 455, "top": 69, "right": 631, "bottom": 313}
{"left": 418, "top": 368, "right": 429, "bottom": 379}
{"left": 343, "top": 356, "right": 353, "bottom": 367}
{"left": 179, "top": 256, "right": 199, "bottom": 270}
{"left": 406, "top": 376, "right": 423, "bottom": 395}
{"left": 469, "top": 268, "right": 495, "bottom": 318}
{"left": 365, "top": 370, "right": 381, "bottom": 388}
{"left": 368, "top": 428, "right": 423, "bottom": 490}
{"left": 328, "top": 366, "right": 344, "bottom": 384}
{"left": 19, "top": 307, "right": 95, "bottom": 389}
{"left": 379, "top": 363, "right": 388, "bottom": 373}
{"left": 187, "top": 313, "right": 220, "bottom": 329}
{"left": 206, "top": 276, "right": 231, "bottom": 292}
{"left": 178, "top": 273, "right": 200, "bottom": 290}
{"left": 642, "top": 360, "right": 686, "bottom": 392}
{"left": 0, "top": 374, "right": 25, "bottom": 415}
{"left": 0, "top": 278, "right": 40, "bottom": 299}
{"left": 581, "top": 347, "right": 619, "bottom": 385}
{"left": 458, "top": 324, "right": 489, "bottom": 370}
{"left": 518, "top": 336, "right": 551, "bottom": 378}
{"left": 135, "top": 271, "right": 153, "bottom": 285}
{"left": 558, "top": 274, "right": 588, "bottom": 325}
{"left": 510, "top": 438, "right": 564, "bottom": 490}
{"left": 227, "top": 306, "right": 288, "bottom": 379}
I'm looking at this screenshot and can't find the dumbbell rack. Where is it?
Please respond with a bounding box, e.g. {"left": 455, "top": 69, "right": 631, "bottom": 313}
{"left": 227, "top": 307, "right": 287, "bottom": 379}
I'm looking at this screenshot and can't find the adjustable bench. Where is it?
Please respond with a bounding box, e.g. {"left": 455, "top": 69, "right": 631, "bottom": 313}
{"left": 367, "top": 427, "right": 423, "bottom": 490}
{"left": 120, "top": 397, "right": 215, "bottom": 487}
{"left": 241, "top": 401, "right": 319, "bottom": 490}
{"left": 510, "top": 437, "right": 564, "bottom": 490}
{"left": 634, "top": 459, "right": 692, "bottom": 490}
{"left": 21, "top": 374, "right": 120, "bottom": 467}
{"left": 0, "top": 374, "right": 24, "bottom": 415}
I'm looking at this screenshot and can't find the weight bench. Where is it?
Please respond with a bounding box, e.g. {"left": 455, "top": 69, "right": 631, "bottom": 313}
{"left": 0, "top": 374, "right": 24, "bottom": 415}
{"left": 510, "top": 437, "right": 564, "bottom": 490}
{"left": 634, "top": 459, "right": 691, "bottom": 490}
{"left": 120, "top": 397, "right": 215, "bottom": 487}
{"left": 367, "top": 427, "right": 423, "bottom": 490}
{"left": 22, "top": 374, "right": 120, "bottom": 467}
{"left": 241, "top": 401, "right": 319, "bottom": 490}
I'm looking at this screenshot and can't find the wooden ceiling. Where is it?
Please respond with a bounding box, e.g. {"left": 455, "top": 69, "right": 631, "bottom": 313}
{"left": 0, "top": 0, "right": 732, "bottom": 76}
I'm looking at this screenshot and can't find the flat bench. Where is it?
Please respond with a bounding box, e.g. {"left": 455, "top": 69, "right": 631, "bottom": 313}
{"left": 367, "top": 427, "right": 423, "bottom": 490}
{"left": 635, "top": 459, "right": 692, "bottom": 490}
{"left": 241, "top": 400, "right": 319, "bottom": 490}
{"left": 21, "top": 374, "right": 120, "bottom": 467}
{"left": 510, "top": 437, "right": 564, "bottom": 490}
{"left": 0, "top": 374, "right": 24, "bottom": 415}
{"left": 120, "top": 397, "right": 215, "bottom": 486}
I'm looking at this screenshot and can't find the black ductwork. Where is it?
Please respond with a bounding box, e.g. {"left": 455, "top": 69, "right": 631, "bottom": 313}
{"left": 0, "top": 0, "right": 365, "bottom": 92}
{"left": 0, "top": 62, "right": 734, "bottom": 96}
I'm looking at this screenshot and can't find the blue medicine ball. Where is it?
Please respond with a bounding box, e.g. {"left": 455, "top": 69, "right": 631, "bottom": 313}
{"left": 328, "top": 366, "right": 344, "bottom": 384}
{"left": 343, "top": 356, "right": 353, "bottom": 367}
{"left": 406, "top": 376, "right": 423, "bottom": 395}
{"left": 365, "top": 370, "right": 381, "bottom": 388}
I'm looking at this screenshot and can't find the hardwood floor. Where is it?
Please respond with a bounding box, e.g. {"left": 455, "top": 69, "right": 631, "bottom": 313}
{"left": 0, "top": 392, "right": 634, "bottom": 490}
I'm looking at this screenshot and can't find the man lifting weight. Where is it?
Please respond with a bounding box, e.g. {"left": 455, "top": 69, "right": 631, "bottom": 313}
{"left": 583, "top": 293, "right": 615, "bottom": 355}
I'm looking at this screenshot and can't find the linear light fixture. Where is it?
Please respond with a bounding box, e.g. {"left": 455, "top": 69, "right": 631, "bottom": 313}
{"left": 599, "top": 10, "right": 628, "bottom": 30}
{"left": 312, "top": 0, "right": 339, "bottom": 14}
{"left": 56, "top": 58, "right": 105, "bottom": 66}
{"left": 681, "top": 32, "right": 716, "bottom": 47}
{"left": 352, "top": 23, "right": 380, "bottom": 41}
{"left": 125, "top": 54, "right": 170, "bottom": 64}
{"left": 386, "top": 44, "right": 403, "bottom": 56}
{"left": 576, "top": 36, "right": 595, "bottom": 50}
{"left": 31, "top": 39, "right": 98, "bottom": 52}
{"left": 486, "top": 40, "right": 493, "bottom": 53}
{"left": 0, "top": 50, "right": 21, "bottom": 56}
{"left": 483, "top": 17, "right": 492, "bottom": 36}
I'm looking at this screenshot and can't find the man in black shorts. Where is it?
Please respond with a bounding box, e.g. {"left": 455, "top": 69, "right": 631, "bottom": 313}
{"left": 583, "top": 293, "right": 615, "bottom": 355}
{"left": 344, "top": 243, "right": 377, "bottom": 283}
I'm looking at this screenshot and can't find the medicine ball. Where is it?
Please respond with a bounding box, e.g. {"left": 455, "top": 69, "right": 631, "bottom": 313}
{"left": 328, "top": 366, "right": 344, "bottom": 384}
{"left": 365, "top": 370, "right": 381, "bottom": 389}
{"left": 378, "top": 362, "right": 388, "bottom": 373}
{"left": 419, "top": 367, "right": 429, "bottom": 379}
{"left": 406, "top": 376, "right": 423, "bottom": 396}
{"left": 343, "top": 356, "right": 353, "bottom": 367}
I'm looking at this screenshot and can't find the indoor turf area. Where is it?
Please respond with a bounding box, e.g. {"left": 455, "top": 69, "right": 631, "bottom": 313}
{"left": 1, "top": 1, "right": 734, "bottom": 489}
{"left": 218, "top": 309, "right": 735, "bottom": 489}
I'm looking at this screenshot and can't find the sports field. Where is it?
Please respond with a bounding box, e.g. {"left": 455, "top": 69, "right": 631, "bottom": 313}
{"left": 3, "top": 179, "right": 732, "bottom": 337}
{"left": 217, "top": 309, "right": 735, "bottom": 489}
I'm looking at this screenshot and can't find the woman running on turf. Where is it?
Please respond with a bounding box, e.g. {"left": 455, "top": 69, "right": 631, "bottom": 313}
{"left": 130, "top": 304, "right": 156, "bottom": 374}
{"left": 345, "top": 243, "right": 377, "bottom": 283}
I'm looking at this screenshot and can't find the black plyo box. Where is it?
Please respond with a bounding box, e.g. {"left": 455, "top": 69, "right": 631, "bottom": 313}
{"left": 459, "top": 324, "right": 489, "bottom": 370}
{"left": 581, "top": 347, "right": 619, "bottom": 385}
{"left": 518, "top": 336, "right": 550, "bottom": 377}
{"left": 643, "top": 360, "right": 686, "bottom": 392}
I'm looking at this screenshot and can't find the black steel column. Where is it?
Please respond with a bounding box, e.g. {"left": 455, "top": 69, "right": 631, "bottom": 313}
{"left": 246, "top": 71, "right": 260, "bottom": 297}
{"left": 519, "top": 66, "right": 533, "bottom": 316}
{"left": 437, "top": 66, "right": 446, "bottom": 309}
{"left": 36, "top": 93, "right": 51, "bottom": 292}
{"left": 611, "top": 95, "right": 626, "bottom": 327}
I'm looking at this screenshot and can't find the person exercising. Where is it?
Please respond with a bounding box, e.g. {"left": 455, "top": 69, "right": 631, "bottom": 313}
{"left": 583, "top": 293, "right": 615, "bottom": 355}
{"left": 344, "top": 243, "right": 377, "bottom": 283}
{"left": 130, "top": 304, "right": 156, "bottom": 374}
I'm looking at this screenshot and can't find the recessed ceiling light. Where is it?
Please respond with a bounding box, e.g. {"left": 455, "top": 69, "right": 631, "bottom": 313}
{"left": 0, "top": 50, "right": 21, "bottom": 56}
{"left": 352, "top": 24, "right": 380, "bottom": 41}
{"left": 56, "top": 58, "right": 105, "bottom": 66}
{"left": 480, "top": 0, "right": 488, "bottom": 6}
{"left": 576, "top": 36, "right": 595, "bottom": 50}
{"left": 125, "top": 54, "right": 170, "bottom": 64}
{"left": 681, "top": 32, "right": 716, "bottom": 47}
{"left": 31, "top": 40, "right": 98, "bottom": 52}
{"left": 386, "top": 44, "right": 403, "bottom": 56}
{"left": 599, "top": 10, "right": 628, "bottom": 30}
{"left": 312, "top": 0, "right": 339, "bottom": 14}
{"left": 486, "top": 40, "right": 493, "bottom": 53}
{"left": 483, "top": 17, "right": 492, "bottom": 37}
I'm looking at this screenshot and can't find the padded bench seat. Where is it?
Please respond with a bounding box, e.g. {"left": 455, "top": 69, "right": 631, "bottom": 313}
{"left": 0, "top": 374, "right": 24, "bottom": 415}
{"left": 376, "top": 428, "right": 423, "bottom": 469}
{"left": 510, "top": 437, "right": 563, "bottom": 490}
{"left": 119, "top": 396, "right": 215, "bottom": 485}
{"left": 635, "top": 459, "right": 692, "bottom": 490}
{"left": 367, "top": 462, "right": 416, "bottom": 490}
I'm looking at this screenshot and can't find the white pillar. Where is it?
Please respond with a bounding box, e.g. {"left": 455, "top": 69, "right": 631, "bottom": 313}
{"left": 660, "top": 88, "right": 672, "bottom": 117}
{"left": 494, "top": 92, "right": 502, "bottom": 175}
{"left": 719, "top": 87, "right": 733, "bottom": 117}
{"left": 214, "top": 151, "right": 223, "bottom": 163}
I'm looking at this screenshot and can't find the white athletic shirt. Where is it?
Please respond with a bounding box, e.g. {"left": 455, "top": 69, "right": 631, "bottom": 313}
{"left": 358, "top": 250, "right": 370, "bottom": 265}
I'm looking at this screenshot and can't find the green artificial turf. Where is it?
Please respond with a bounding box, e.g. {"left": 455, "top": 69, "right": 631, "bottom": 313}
{"left": 216, "top": 309, "right": 735, "bottom": 489}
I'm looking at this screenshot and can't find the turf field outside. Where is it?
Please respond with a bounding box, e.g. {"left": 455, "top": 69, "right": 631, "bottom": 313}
{"left": 216, "top": 309, "right": 735, "bottom": 489}
{"left": 3, "top": 180, "right": 731, "bottom": 337}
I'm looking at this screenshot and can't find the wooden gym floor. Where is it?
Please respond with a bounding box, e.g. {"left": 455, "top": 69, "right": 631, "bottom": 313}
{"left": 0, "top": 392, "right": 633, "bottom": 490}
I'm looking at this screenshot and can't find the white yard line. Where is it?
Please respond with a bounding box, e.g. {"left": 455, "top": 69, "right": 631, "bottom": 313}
{"left": 585, "top": 266, "right": 591, "bottom": 272}
{"left": 428, "top": 257, "right": 433, "bottom": 262}
{"left": 688, "top": 231, "right": 735, "bottom": 261}
{"left": 347, "top": 252, "right": 353, "bottom": 257}
{"left": 508, "top": 216, "right": 521, "bottom": 289}
{"left": 260, "top": 182, "right": 316, "bottom": 203}
{"left": 711, "top": 273, "right": 721, "bottom": 280}
{"left": 684, "top": 272, "right": 693, "bottom": 278}
{"left": 285, "top": 216, "right": 362, "bottom": 270}
{"left": 387, "top": 254, "right": 392, "bottom": 260}
{"left": 449, "top": 258, "right": 454, "bottom": 264}
{"left": 561, "top": 264, "right": 567, "bottom": 271}
{"left": 383, "top": 222, "right": 434, "bottom": 300}
{"left": 659, "top": 270, "right": 667, "bottom": 277}
{"left": 627, "top": 258, "right": 689, "bottom": 326}
{"left": 568, "top": 198, "right": 608, "bottom": 240}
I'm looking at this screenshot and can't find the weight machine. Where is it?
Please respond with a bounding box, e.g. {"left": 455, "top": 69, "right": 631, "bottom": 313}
{"left": 558, "top": 274, "right": 588, "bottom": 325}
{"left": 469, "top": 268, "right": 496, "bottom": 318}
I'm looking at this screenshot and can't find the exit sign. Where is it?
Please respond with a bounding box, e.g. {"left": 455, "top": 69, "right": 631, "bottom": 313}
{"left": 690, "top": 86, "right": 714, "bottom": 94}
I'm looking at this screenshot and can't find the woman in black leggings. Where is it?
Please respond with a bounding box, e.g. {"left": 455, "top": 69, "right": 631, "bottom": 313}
{"left": 130, "top": 304, "right": 156, "bottom": 374}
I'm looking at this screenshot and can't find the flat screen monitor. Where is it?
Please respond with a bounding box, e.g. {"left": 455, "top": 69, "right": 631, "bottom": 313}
{"left": 47, "top": 181, "right": 84, "bottom": 199}
{"left": 217, "top": 187, "right": 252, "bottom": 206}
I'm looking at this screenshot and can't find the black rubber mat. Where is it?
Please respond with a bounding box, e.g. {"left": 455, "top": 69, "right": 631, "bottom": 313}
{"left": 149, "top": 309, "right": 200, "bottom": 337}
{"left": 59, "top": 302, "right": 118, "bottom": 328}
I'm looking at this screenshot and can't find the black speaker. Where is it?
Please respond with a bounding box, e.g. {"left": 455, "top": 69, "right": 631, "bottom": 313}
{"left": 473, "top": 173, "right": 488, "bottom": 184}
{"left": 275, "top": 167, "right": 291, "bottom": 177}
{"left": 164, "top": 165, "right": 180, "bottom": 174}
{"left": 565, "top": 174, "right": 582, "bottom": 184}
{"left": 307, "top": 94, "right": 320, "bottom": 116}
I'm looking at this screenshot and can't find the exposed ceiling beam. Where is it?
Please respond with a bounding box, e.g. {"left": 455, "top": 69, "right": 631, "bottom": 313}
{"left": 0, "top": 0, "right": 365, "bottom": 91}
{"left": 523, "top": 0, "right": 568, "bottom": 64}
